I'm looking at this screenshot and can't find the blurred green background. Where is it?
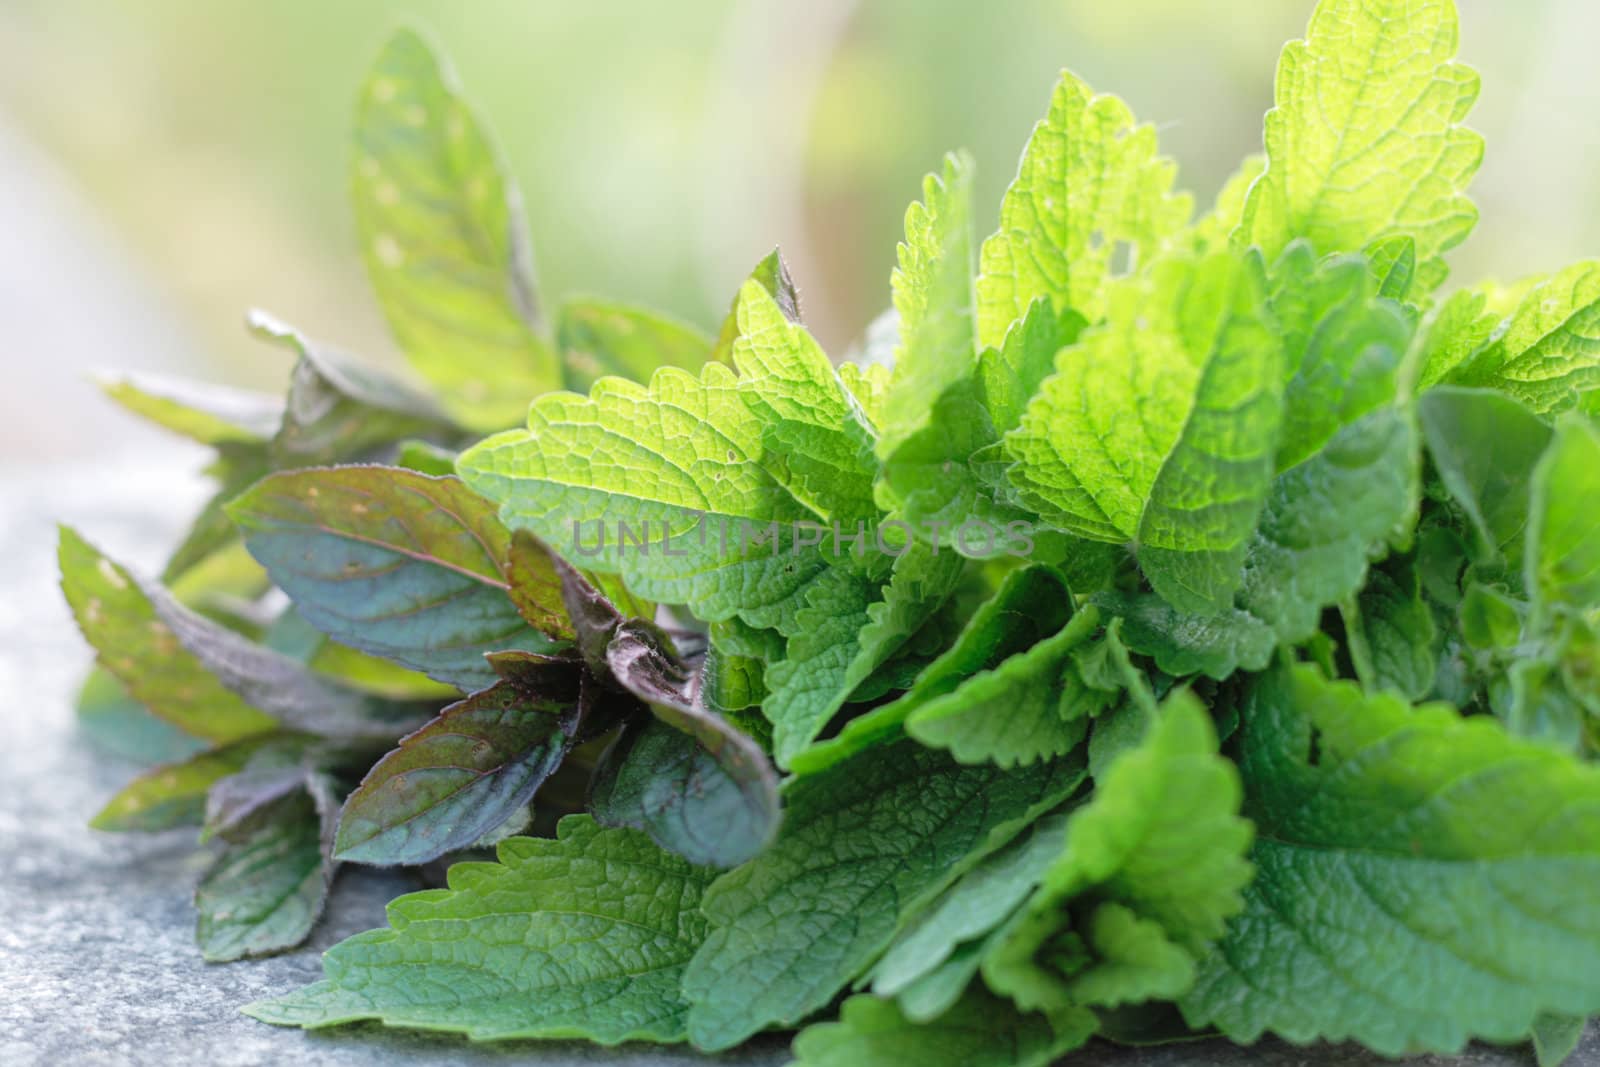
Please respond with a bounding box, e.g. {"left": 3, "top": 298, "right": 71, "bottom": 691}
{"left": 1, "top": 0, "right": 1597, "bottom": 443}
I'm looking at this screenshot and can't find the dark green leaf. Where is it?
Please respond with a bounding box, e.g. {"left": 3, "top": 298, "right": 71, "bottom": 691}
{"left": 196, "top": 783, "right": 336, "bottom": 961}
{"left": 333, "top": 658, "right": 586, "bottom": 865}
{"left": 228, "top": 465, "right": 564, "bottom": 691}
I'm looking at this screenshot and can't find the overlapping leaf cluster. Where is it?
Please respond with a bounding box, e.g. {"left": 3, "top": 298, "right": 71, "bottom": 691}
{"left": 64, "top": 2, "right": 1600, "bottom": 1062}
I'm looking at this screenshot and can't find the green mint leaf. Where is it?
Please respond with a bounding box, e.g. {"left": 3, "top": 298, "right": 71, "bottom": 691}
{"left": 710, "top": 248, "right": 802, "bottom": 365}
{"left": 249, "top": 311, "right": 458, "bottom": 467}
{"left": 766, "top": 544, "right": 963, "bottom": 766}
{"left": 1414, "top": 287, "right": 1499, "bottom": 389}
{"left": 97, "top": 370, "right": 283, "bottom": 447}
{"left": 876, "top": 153, "right": 976, "bottom": 461}
{"left": 1104, "top": 249, "right": 1418, "bottom": 678}
{"left": 1532, "top": 1013, "right": 1588, "bottom": 1067}
{"left": 1006, "top": 250, "right": 1282, "bottom": 612}
{"left": 245, "top": 816, "right": 716, "bottom": 1043}
{"left": 1341, "top": 552, "right": 1439, "bottom": 700}
{"left": 870, "top": 812, "right": 1070, "bottom": 1007}
{"left": 1270, "top": 246, "right": 1412, "bottom": 471}
{"left": 60, "top": 526, "right": 278, "bottom": 743}
{"left": 983, "top": 690, "right": 1251, "bottom": 1011}
{"left": 702, "top": 620, "right": 774, "bottom": 714}
{"left": 905, "top": 605, "right": 1114, "bottom": 767}
{"left": 352, "top": 28, "right": 560, "bottom": 430}
{"left": 197, "top": 781, "right": 336, "bottom": 962}
{"left": 590, "top": 717, "right": 779, "bottom": 870}
{"left": 1420, "top": 386, "right": 1552, "bottom": 567}
{"left": 147, "top": 576, "right": 433, "bottom": 741}
{"left": 877, "top": 299, "right": 1082, "bottom": 555}
{"left": 977, "top": 70, "right": 1190, "bottom": 346}
{"left": 681, "top": 741, "right": 1087, "bottom": 1050}
{"left": 1238, "top": 0, "right": 1482, "bottom": 294}
{"left": 791, "top": 990, "right": 1094, "bottom": 1067}
{"left": 91, "top": 736, "right": 274, "bottom": 832}
{"left": 1192, "top": 155, "right": 1265, "bottom": 255}
{"left": 333, "top": 658, "right": 585, "bottom": 865}
{"left": 1451, "top": 261, "right": 1600, "bottom": 414}
{"left": 1181, "top": 664, "right": 1600, "bottom": 1053}
{"left": 557, "top": 298, "right": 713, "bottom": 391}
{"left": 264, "top": 607, "right": 458, "bottom": 702}
{"left": 978, "top": 298, "right": 1084, "bottom": 439}
{"left": 458, "top": 283, "right": 865, "bottom": 633}
{"left": 839, "top": 358, "right": 890, "bottom": 427}
{"left": 1528, "top": 414, "right": 1600, "bottom": 615}
{"left": 790, "top": 563, "right": 1073, "bottom": 775}
{"left": 228, "top": 465, "right": 564, "bottom": 692}
{"left": 1366, "top": 235, "right": 1418, "bottom": 302}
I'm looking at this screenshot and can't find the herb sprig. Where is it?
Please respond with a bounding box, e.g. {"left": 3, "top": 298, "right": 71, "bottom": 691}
{"left": 64, "top": 2, "right": 1600, "bottom": 1061}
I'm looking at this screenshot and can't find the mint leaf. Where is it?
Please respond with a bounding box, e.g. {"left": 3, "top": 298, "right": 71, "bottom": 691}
{"left": 144, "top": 571, "right": 433, "bottom": 741}
{"left": 1452, "top": 262, "right": 1600, "bottom": 414}
{"left": 983, "top": 690, "right": 1251, "bottom": 1010}
{"left": 1103, "top": 249, "right": 1418, "bottom": 678}
{"left": 1238, "top": 0, "right": 1482, "bottom": 293}
{"left": 710, "top": 248, "right": 802, "bottom": 366}
{"left": 557, "top": 298, "right": 712, "bottom": 390}
{"left": 62, "top": 527, "right": 431, "bottom": 743}
{"left": 333, "top": 658, "right": 585, "bottom": 865}
{"left": 598, "top": 622, "right": 781, "bottom": 866}
{"left": 1420, "top": 386, "right": 1552, "bottom": 567}
{"left": 1532, "top": 1014, "right": 1588, "bottom": 1067}
{"left": 246, "top": 816, "right": 716, "bottom": 1043}
{"left": 61, "top": 526, "right": 277, "bottom": 743}
{"left": 977, "top": 70, "right": 1190, "bottom": 345}
{"left": 228, "top": 465, "right": 564, "bottom": 691}
{"left": 590, "top": 718, "right": 777, "bottom": 870}
{"left": 197, "top": 780, "right": 336, "bottom": 962}
{"left": 1366, "top": 235, "right": 1417, "bottom": 302}
{"left": 1182, "top": 664, "right": 1600, "bottom": 1054}
{"left": 352, "top": 28, "right": 560, "bottom": 430}
{"left": 870, "top": 812, "right": 1070, "bottom": 1006}
{"left": 791, "top": 990, "right": 1094, "bottom": 1067}
{"left": 877, "top": 299, "right": 1082, "bottom": 555}
{"left": 202, "top": 740, "right": 326, "bottom": 842}
{"left": 681, "top": 741, "right": 1086, "bottom": 1050}
{"left": 1528, "top": 415, "right": 1600, "bottom": 615}
{"left": 1006, "top": 250, "right": 1282, "bottom": 612}
{"left": 98, "top": 370, "right": 283, "bottom": 447}
{"left": 1342, "top": 552, "right": 1438, "bottom": 700}
{"left": 1415, "top": 287, "right": 1500, "bottom": 389}
{"left": 905, "top": 605, "right": 1115, "bottom": 767}
{"left": 457, "top": 285, "right": 860, "bottom": 633}
{"left": 789, "top": 563, "right": 1073, "bottom": 775}
{"left": 766, "top": 544, "right": 963, "bottom": 766}
{"left": 877, "top": 153, "right": 976, "bottom": 461}
{"left": 91, "top": 736, "right": 273, "bottom": 832}
{"left": 249, "top": 311, "right": 458, "bottom": 466}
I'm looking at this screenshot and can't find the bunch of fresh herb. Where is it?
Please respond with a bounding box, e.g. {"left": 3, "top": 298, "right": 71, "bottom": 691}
{"left": 63, "top": 1, "right": 1600, "bottom": 1062}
